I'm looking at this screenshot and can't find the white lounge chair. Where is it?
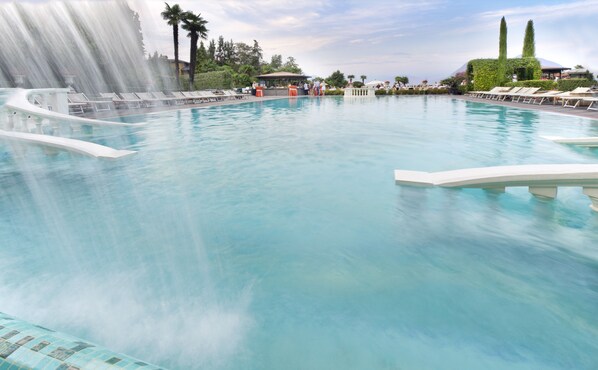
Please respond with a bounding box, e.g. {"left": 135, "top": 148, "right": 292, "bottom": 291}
{"left": 191, "top": 91, "right": 211, "bottom": 103}
{"left": 181, "top": 91, "right": 204, "bottom": 104}
{"left": 478, "top": 87, "right": 511, "bottom": 99}
{"left": 197, "top": 90, "right": 220, "bottom": 102}
{"left": 469, "top": 86, "right": 503, "bottom": 98}
{"left": 528, "top": 90, "right": 562, "bottom": 105}
{"left": 67, "top": 101, "right": 87, "bottom": 115}
{"left": 557, "top": 87, "right": 592, "bottom": 108}
{"left": 493, "top": 87, "right": 523, "bottom": 101}
{"left": 119, "top": 93, "right": 145, "bottom": 109}
{"left": 68, "top": 93, "right": 112, "bottom": 112}
{"left": 100, "top": 92, "right": 141, "bottom": 109}
{"left": 171, "top": 91, "right": 195, "bottom": 104}
{"left": 510, "top": 87, "right": 540, "bottom": 102}
{"left": 224, "top": 89, "right": 245, "bottom": 100}
{"left": 31, "top": 95, "right": 53, "bottom": 111}
{"left": 583, "top": 97, "right": 598, "bottom": 111}
{"left": 519, "top": 88, "right": 545, "bottom": 103}
{"left": 152, "top": 91, "right": 183, "bottom": 105}
{"left": 213, "top": 90, "right": 228, "bottom": 101}
{"left": 135, "top": 92, "right": 162, "bottom": 107}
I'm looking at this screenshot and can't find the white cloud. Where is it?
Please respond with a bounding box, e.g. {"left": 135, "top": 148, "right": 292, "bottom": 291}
{"left": 479, "top": 0, "right": 598, "bottom": 23}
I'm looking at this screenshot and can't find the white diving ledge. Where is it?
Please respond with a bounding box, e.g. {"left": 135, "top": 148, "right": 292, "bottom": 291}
{"left": 542, "top": 135, "right": 598, "bottom": 147}
{"left": 394, "top": 164, "right": 598, "bottom": 211}
{"left": 0, "top": 129, "right": 136, "bottom": 159}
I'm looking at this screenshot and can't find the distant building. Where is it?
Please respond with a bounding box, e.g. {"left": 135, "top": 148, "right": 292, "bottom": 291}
{"left": 537, "top": 58, "right": 570, "bottom": 80}
{"left": 563, "top": 68, "right": 593, "bottom": 80}
{"left": 168, "top": 59, "right": 190, "bottom": 76}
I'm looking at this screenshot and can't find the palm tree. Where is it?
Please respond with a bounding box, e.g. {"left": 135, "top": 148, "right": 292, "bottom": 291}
{"left": 181, "top": 11, "right": 208, "bottom": 89}
{"left": 360, "top": 75, "right": 367, "bottom": 83}
{"left": 347, "top": 74, "right": 355, "bottom": 84}
{"left": 161, "top": 3, "right": 184, "bottom": 87}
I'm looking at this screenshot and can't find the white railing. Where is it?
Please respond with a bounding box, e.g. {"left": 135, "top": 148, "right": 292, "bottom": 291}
{"left": 344, "top": 87, "right": 375, "bottom": 97}
{"left": 0, "top": 88, "right": 139, "bottom": 159}
{"left": 1, "top": 88, "right": 143, "bottom": 134}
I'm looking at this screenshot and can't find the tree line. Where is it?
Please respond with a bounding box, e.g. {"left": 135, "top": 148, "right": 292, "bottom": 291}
{"left": 161, "top": 2, "right": 304, "bottom": 89}
{"left": 194, "top": 37, "right": 302, "bottom": 87}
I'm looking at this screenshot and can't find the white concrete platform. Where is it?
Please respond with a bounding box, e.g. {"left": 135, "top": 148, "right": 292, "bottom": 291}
{"left": 542, "top": 135, "right": 598, "bottom": 147}
{"left": 0, "top": 129, "right": 136, "bottom": 159}
{"left": 394, "top": 164, "right": 598, "bottom": 211}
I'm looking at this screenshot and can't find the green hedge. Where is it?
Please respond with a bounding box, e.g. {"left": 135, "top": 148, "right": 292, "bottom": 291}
{"left": 426, "top": 88, "right": 449, "bottom": 95}
{"left": 467, "top": 57, "right": 541, "bottom": 91}
{"left": 467, "top": 59, "right": 497, "bottom": 91}
{"left": 391, "top": 88, "right": 448, "bottom": 95}
{"left": 323, "top": 89, "right": 344, "bottom": 95}
{"left": 395, "top": 89, "right": 426, "bottom": 95}
{"left": 505, "top": 80, "right": 556, "bottom": 90}
{"left": 372, "top": 88, "right": 449, "bottom": 96}
{"left": 557, "top": 78, "right": 594, "bottom": 91}
{"left": 193, "top": 71, "right": 233, "bottom": 90}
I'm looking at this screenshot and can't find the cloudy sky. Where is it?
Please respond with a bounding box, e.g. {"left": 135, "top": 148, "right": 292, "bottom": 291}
{"left": 8, "top": 0, "right": 598, "bottom": 83}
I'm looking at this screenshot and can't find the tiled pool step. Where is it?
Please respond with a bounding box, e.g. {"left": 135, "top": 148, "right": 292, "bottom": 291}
{"left": 0, "top": 312, "right": 166, "bottom": 370}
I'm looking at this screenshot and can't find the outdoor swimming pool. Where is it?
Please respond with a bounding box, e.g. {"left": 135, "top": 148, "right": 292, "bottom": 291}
{"left": 1, "top": 96, "right": 597, "bottom": 369}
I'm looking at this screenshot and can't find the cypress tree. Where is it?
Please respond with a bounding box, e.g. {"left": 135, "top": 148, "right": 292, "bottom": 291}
{"left": 522, "top": 20, "right": 535, "bottom": 57}
{"left": 497, "top": 17, "right": 508, "bottom": 85}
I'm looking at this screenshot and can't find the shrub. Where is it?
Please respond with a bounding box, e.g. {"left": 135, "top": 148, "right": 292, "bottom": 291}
{"left": 394, "top": 89, "right": 423, "bottom": 95}
{"left": 389, "top": 89, "right": 448, "bottom": 95}
{"left": 375, "top": 89, "right": 388, "bottom": 95}
{"left": 505, "top": 80, "right": 556, "bottom": 90}
{"left": 557, "top": 78, "right": 594, "bottom": 91}
{"left": 458, "top": 85, "right": 470, "bottom": 95}
{"left": 426, "top": 88, "right": 449, "bottom": 94}
{"left": 441, "top": 76, "right": 466, "bottom": 94}
{"left": 193, "top": 70, "right": 233, "bottom": 89}
{"left": 323, "top": 89, "right": 344, "bottom": 96}
{"left": 178, "top": 75, "right": 191, "bottom": 91}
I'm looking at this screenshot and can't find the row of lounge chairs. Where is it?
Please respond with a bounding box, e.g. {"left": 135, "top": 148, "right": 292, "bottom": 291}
{"left": 67, "top": 90, "right": 246, "bottom": 114}
{"left": 467, "top": 86, "right": 598, "bottom": 111}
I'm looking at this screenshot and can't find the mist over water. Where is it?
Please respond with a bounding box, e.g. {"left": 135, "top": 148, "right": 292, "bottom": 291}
{"left": 0, "top": 1, "right": 171, "bottom": 93}
{"left": 0, "top": 138, "right": 254, "bottom": 369}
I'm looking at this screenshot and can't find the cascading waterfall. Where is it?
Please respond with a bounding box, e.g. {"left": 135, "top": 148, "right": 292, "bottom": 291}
{"left": 0, "top": 2, "right": 251, "bottom": 369}
{"left": 0, "top": 1, "right": 173, "bottom": 93}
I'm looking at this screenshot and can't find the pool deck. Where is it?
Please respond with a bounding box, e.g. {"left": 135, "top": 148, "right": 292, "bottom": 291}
{"left": 79, "top": 95, "right": 298, "bottom": 120}
{"left": 456, "top": 95, "right": 598, "bottom": 120}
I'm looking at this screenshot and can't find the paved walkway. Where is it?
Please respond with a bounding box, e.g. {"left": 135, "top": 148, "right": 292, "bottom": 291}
{"left": 81, "top": 95, "right": 297, "bottom": 120}
{"left": 456, "top": 95, "right": 598, "bottom": 120}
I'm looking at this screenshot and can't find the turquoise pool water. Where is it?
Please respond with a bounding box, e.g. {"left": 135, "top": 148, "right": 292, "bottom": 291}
{"left": 1, "top": 96, "right": 597, "bottom": 369}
